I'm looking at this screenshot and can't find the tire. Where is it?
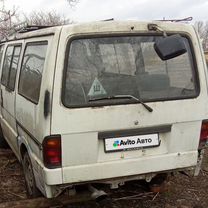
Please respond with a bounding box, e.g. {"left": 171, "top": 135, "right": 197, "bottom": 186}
{"left": 0, "top": 127, "right": 9, "bottom": 149}
{"left": 0, "top": 136, "right": 9, "bottom": 148}
{"left": 22, "top": 152, "right": 41, "bottom": 198}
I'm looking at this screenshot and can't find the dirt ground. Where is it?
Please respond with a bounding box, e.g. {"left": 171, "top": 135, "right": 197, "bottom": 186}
{"left": 0, "top": 148, "right": 207, "bottom": 208}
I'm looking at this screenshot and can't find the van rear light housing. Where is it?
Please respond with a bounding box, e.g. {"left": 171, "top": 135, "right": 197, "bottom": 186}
{"left": 43, "top": 135, "right": 62, "bottom": 169}
{"left": 199, "top": 120, "right": 208, "bottom": 149}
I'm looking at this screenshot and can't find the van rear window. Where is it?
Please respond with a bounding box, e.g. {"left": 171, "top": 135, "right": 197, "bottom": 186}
{"left": 62, "top": 35, "right": 198, "bottom": 108}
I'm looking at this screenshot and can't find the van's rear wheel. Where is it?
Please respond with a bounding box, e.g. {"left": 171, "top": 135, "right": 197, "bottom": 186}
{"left": 0, "top": 127, "right": 9, "bottom": 149}
{"left": 0, "top": 137, "right": 9, "bottom": 148}
{"left": 22, "top": 152, "right": 41, "bottom": 198}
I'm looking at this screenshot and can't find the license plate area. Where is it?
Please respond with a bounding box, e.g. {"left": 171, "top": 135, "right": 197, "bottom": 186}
{"left": 104, "top": 133, "right": 160, "bottom": 153}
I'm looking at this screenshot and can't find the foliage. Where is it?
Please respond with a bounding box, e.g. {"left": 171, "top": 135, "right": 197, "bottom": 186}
{"left": 24, "top": 0, "right": 79, "bottom": 26}
{"left": 0, "top": 0, "right": 79, "bottom": 40}
{"left": 0, "top": 0, "right": 19, "bottom": 39}
{"left": 24, "top": 11, "right": 71, "bottom": 26}
{"left": 66, "top": 0, "right": 79, "bottom": 7}
{"left": 194, "top": 21, "right": 208, "bottom": 50}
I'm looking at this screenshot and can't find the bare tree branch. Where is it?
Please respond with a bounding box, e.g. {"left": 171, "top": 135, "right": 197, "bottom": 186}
{"left": 24, "top": 11, "right": 72, "bottom": 26}
{"left": 66, "top": 0, "right": 79, "bottom": 7}
{"left": 194, "top": 21, "right": 208, "bottom": 50}
{"left": 0, "top": 0, "right": 18, "bottom": 39}
{"left": 0, "top": 0, "right": 78, "bottom": 40}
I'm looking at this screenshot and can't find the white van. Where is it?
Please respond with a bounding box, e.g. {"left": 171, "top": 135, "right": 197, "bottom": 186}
{"left": 0, "top": 21, "right": 207, "bottom": 198}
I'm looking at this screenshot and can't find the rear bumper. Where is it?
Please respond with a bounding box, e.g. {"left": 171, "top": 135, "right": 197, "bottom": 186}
{"left": 43, "top": 151, "right": 198, "bottom": 185}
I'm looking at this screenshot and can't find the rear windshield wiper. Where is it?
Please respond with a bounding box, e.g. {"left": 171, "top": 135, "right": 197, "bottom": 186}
{"left": 88, "top": 95, "right": 153, "bottom": 112}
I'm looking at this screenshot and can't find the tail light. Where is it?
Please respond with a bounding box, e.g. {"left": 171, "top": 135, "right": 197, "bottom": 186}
{"left": 199, "top": 120, "right": 208, "bottom": 149}
{"left": 43, "top": 135, "right": 61, "bottom": 169}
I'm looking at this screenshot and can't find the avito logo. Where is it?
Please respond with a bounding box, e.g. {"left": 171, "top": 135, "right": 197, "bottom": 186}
{"left": 113, "top": 138, "right": 152, "bottom": 148}
{"left": 113, "top": 139, "right": 136, "bottom": 148}
{"left": 113, "top": 140, "right": 120, "bottom": 148}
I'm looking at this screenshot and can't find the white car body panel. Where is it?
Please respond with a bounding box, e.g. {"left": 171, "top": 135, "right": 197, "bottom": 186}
{"left": 0, "top": 21, "right": 207, "bottom": 198}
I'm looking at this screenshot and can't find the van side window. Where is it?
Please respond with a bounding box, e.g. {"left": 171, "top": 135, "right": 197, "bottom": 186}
{"left": 8, "top": 46, "right": 21, "bottom": 90}
{"left": 18, "top": 42, "right": 48, "bottom": 104}
{"left": 1, "top": 45, "right": 22, "bottom": 90}
{"left": 1, "top": 46, "right": 13, "bottom": 86}
{"left": 0, "top": 45, "right": 4, "bottom": 66}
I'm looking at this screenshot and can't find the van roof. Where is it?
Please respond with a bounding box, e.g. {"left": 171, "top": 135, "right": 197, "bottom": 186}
{"left": 0, "top": 25, "right": 62, "bottom": 43}
{"left": 1, "top": 20, "right": 194, "bottom": 43}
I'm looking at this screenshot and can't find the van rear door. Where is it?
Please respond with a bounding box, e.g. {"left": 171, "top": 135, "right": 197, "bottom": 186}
{"left": 51, "top": 23, "right": 207, "bottom": 184}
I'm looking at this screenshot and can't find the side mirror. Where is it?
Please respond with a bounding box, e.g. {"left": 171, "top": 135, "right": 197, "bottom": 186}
{"left": 154, "top": 34, "right": 187, "bottom": 61}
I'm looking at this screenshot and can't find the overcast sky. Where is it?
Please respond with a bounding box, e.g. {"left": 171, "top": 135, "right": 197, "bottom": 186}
{"left": 5, "top": 0, "right": 208, "bottom": 22}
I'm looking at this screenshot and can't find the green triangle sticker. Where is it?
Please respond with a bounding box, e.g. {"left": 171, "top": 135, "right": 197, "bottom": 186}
{"left": 88, "top": 78, "right": 107, "bottom": 97}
